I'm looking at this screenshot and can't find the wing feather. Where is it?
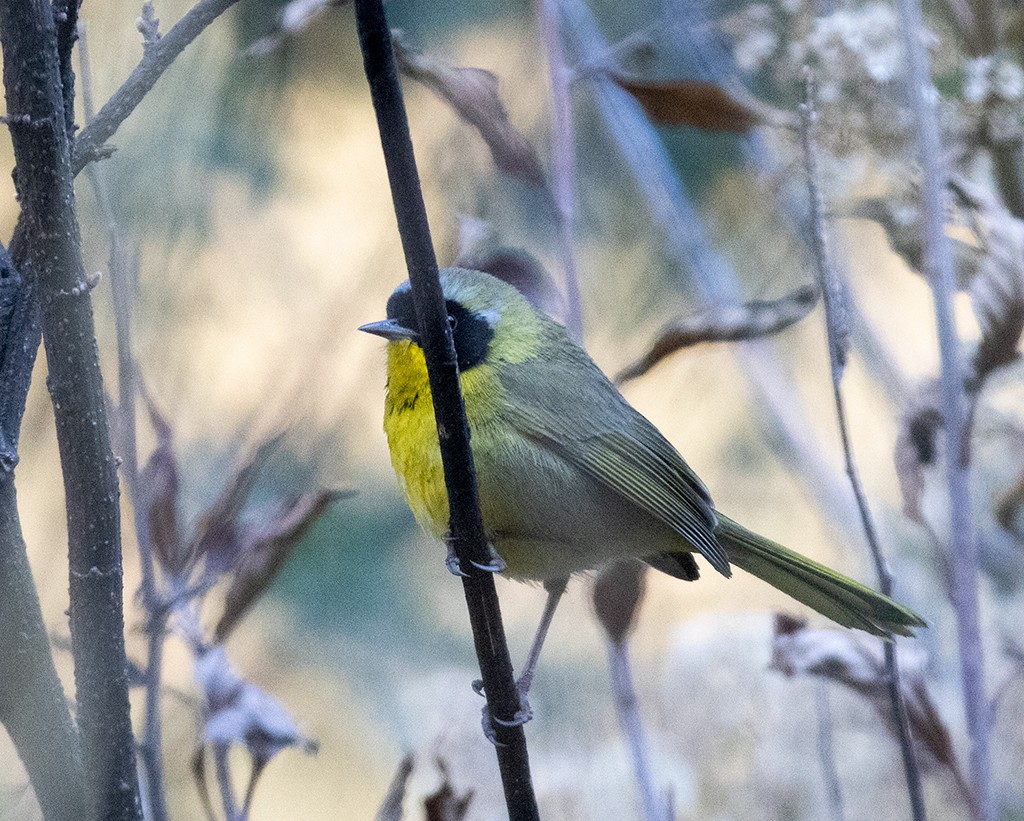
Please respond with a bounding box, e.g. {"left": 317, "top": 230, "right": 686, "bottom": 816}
{"left": 496, "top": 332, "right": 731, "bottom": 577}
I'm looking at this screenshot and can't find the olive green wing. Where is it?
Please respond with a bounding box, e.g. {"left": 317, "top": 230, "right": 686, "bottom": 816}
{"left": 496, "top": 335, "right": 731, "bottom": 577}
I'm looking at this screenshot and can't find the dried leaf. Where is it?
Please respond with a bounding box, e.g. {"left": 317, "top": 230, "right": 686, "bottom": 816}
{"left": 894, "top": 381, "right": 943, "bottom": 525}
{"left": 851, "top": 195, "right": 981, "bottom": 284}
{"left": 138, "top": 398, "right": 187, "bottom": 577}
{"left": 424, "top": 759, "right": 473, "bottom": 821}
{"left": 392, "top": 34, "right": 547, "bottom": 188}
{"left": 995, "top": 469, "right": 1024, "bottom": 535}
{"left": 192, "top": 433, "right": 285, "bottom": 579}
{"left": 615, "top": 285, "right": 818, "bottom": 384}
{"left": 214, "top": 488, "right": 353, "bottom": 641}
{"left": 609, "top": 74, "right": 789, "bottom": 132}
{"left": 592, "top": 559, "right": 648, "bottom": 645}
{"left": 771, "top": 615, "right": 970, "bottom": 800}
{"left": 376, "top": 754, "right": 415, "bottom": 821}
{"left": 965, "top": 190, "right": 1024, "bottom": 388}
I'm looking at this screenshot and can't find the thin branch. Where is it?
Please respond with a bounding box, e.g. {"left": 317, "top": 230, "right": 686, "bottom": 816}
{"left": 72, "top": 0, "right": 244, "bottom": 175}
{"left": 0, "top": 0, "right": 141, "bottom": 816}
{"left": 799, "top": 68, "right": 927, "bottom": 821}
{"left": 536, "top": 0, "right": 583, "bottom": 342}
{"left": 352, "top": 2, "right": 539, "bottom": 819}
{"left": 78, "top": 25, "right": 171, "bottom": 821}
{"left": 896, "top": 1, "right": 992, "bottom": 818}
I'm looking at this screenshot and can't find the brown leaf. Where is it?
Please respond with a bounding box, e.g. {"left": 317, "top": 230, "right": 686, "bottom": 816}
{"left": 964, "top": 187, "right": 1024, "bottom": 388}
{"left": 424, "top": 759, "right": 473, "bottom": 821}
{"left": 214, "top": 488, "right": 353, "bottom": 641}
{"left": 592, "top": 559, "right": 648, "bottom": 645}
{"left": 192, "top": 433, "right": 285, "bottom": 579}
{"left": 610, "top": 74, "right": 784, "bottom": 133}
{"left": 139, "top": 416, "right": 186, "bottom": 578}
{"left": 770, "top": 616, "right": 970, "bottom": 802}
{"left": 995, "top": 469, "right": 1024, "bottom": 535}
{"left": 894, "top": 381, "right": 943, "bottom": 525}
{"left": 375, "top": 754, "right": 415, "bottom": 821}
{"left": 615, "top": 285, "right": 818, "bottom": 384}
{"left": 392, "top": 33, "right": 547, "bottom": 188}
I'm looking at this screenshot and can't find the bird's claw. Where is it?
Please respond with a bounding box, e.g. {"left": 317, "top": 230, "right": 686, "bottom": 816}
{"left": 444, "top": 535, "right": 469, "bottom": 577}
{"left": 475, "top": 680, "right": 532, "bottom": 745}
{"left": 470, "top": 542, "right": 506, "bottom": 574}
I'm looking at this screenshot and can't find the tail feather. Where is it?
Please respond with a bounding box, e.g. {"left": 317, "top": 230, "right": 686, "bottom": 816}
{"left": 715, "top": 514, "right": 925, "bottom": 638}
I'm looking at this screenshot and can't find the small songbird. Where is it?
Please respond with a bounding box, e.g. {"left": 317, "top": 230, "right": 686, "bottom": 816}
{"left": 360, "top": 267, "right": 924, "bottom": 647}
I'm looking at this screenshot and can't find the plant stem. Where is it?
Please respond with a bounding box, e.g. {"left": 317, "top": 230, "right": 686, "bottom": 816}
{"left": 896, "top": 1, "right": 992, "bottom": 818}
{"left": 799, "top": 68, "right": 927, "bottom": 821}
{"left": 353, "top": 2, "right": 539, "bottom": 818}
{"left": 0, "top": 0, "right": 142, "bottom": 816}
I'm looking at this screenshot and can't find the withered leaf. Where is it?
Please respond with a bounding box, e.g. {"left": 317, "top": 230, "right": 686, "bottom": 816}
{"left": 609, "top": 74, "right": 781, "bottom": 133}
{"left": 193, "top": 433, "right": 285, "bottom": 580}
{"left": 375, "top": 754, "right": 415, "bottom": 821}
{"left": 615, "top": 285, "right": 818, "bottom": 384}
{"left": 138, "top": 388, "right": 188, "bottom": 577}
{"left": 894, "top": 381, "right": 943, "bottom": 525}
{"left": 965, "top": 187, "right": 1024, "bottom": 389}
{"left": 771, "top": 616, "right": 971, "bottom": 804}
{"left": 995, "top": 469, "right": 1024, "bottom": 535}
{"left": 424, "top": 759, "right": 473, "bottom": 821}
{"left": 214, "top": 488, "right": 353, "bottom": 641}
{"left": 592, "top": 559, "right": 648, "bottom": 645}
{"left": 392, "top": 33, "right": 547, "bottom": 188}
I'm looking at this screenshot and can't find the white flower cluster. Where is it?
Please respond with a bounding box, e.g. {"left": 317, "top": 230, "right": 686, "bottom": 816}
{"left": 800, "top": 3, "right": 904, "bottom": 96}
{"left": 964, "top": 55, "right": 1024, "bottom": 104}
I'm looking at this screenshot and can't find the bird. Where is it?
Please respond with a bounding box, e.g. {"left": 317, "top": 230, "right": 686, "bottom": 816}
{"left": 360, "top": 267, "right": 924, "bottom": 707}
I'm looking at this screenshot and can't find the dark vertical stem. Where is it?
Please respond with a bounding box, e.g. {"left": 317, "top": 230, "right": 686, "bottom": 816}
{"left": 897, "top": 0, "right": 992, "bottom": 818}
{"left": 352, "top": 1, "right": 540, "bottom": 818}
{"left": 0, "top": 1, "right": 141, "bottom": 818}
{"left": 78, "top": 27, "right": 171, "bottom": 820}
{"left": 799, "top": 69, "right": 927, "bottom": 821}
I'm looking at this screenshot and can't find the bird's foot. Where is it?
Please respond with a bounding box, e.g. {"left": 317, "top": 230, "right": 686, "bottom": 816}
{"left": 473, "top": 678, "right": 532, "bottom": 746}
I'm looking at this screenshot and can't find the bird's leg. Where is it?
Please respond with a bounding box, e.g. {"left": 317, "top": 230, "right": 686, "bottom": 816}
{"left": 475, "top": 576, "right": 568, "bottom": 742}
{"left": 444, "top": 533, "right": 507, "bottom": 576}
{"left": 516, "top": 576, "right": 568, "bottom": 698}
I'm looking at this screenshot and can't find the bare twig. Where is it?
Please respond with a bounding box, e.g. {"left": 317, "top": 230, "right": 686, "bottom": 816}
{"left": 72, "top": 0, "right": 244, "bottom": 175}
{"left": 0, "top": 0, "right": 142, "bottom": 816}
{"left": 799, "top": 68, "right": 927, "bottom": 821}
{"left": 536, "top": 0, "right": 583, "bottom": 342}
{"left": 353, "top": 2, "right": 539, "bottom": 818}
{"left": 896, "top": 1, "right": 992, "bottom": 818}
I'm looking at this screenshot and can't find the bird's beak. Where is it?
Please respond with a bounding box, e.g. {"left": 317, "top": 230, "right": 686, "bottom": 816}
{"left": 358, "top": 318, "right": 419, "bottom": 342}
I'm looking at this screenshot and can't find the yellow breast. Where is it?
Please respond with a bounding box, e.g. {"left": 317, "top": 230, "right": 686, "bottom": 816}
{"left": 382, "top": 340, "right": 504, "bottom": 538}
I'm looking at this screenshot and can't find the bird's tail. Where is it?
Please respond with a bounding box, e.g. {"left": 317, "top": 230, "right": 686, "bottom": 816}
{"left": 715, "top": 514, "right": 925, "bottom": 638}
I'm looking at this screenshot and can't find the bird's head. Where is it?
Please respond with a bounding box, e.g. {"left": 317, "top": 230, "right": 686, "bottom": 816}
{"left": 359, "top": 267, "right": 546, "bottom": 370}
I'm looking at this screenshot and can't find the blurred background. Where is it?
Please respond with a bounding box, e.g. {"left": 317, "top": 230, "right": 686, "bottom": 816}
{"left": 2, "top": 0, "right": 1023, "bottom": 818}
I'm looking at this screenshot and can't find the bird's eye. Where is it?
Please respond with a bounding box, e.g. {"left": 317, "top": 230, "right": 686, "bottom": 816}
{"left": 447, "top": 314, "right": 458, "bottom": 329}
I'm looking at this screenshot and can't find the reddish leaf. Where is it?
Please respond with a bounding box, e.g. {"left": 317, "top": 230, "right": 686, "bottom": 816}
{"left": 137, "top": 390, "right": 188, "bottom": 576}
{"left": 610, "top": 74, "right": 762, "bottom": 132}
